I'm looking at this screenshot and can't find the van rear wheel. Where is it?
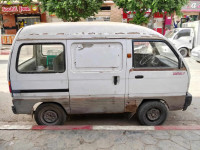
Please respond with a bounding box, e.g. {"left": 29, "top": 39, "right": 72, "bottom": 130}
{"left": 137, "top": 101, "right": 168, "bottom": 126}
{"left": 34, "top": 103, "right": 67, "bottom": 125}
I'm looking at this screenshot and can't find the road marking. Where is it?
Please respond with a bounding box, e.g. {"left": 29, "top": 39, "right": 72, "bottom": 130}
{"left": 0, "top": 125, "right": 32, "bottom": 130}
{"left": 32, "top": 125, "right": 92, "bottom": 130}
{"left": 1, "top": 125, "right": 200, "bottom": 130}
{"left": 93, "top": 126, "right": 154, "bottom": 131}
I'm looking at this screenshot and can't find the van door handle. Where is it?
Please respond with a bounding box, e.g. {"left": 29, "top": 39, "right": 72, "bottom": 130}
{"left": 113, "top": 76, "right": 119, "bottom": 85}
{"left": 135, "top": 75, "right": 144, "bottom": 79}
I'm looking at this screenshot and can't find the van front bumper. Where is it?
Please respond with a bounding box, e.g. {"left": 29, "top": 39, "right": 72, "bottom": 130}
{"left": 183, "top": 92, "right": 192, "bottom": 111}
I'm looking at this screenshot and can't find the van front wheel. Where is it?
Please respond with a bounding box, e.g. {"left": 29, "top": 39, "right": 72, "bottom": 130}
{"left": 179, "top": 48, "right": 188, "bottom": 57}
{"left": 34, "top": 103, "right": 67, "bottom": 125}
{"left": 137, "top": 101, "right": 168, "bottom": 126}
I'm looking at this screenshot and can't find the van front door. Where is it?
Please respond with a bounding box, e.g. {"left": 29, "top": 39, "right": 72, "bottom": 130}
{"left": 128, "top": 40, "right": 188, "bottom": 110}
{"left": 67, "top": 40, "right": 126, "bottom": 114}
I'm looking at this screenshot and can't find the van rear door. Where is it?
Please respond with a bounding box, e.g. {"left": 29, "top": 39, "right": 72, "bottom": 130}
{"left": 10, "top": 40, "right": 69, "bottom": 113}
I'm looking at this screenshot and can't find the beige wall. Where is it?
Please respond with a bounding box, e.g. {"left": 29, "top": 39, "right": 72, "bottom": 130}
{"left": 110, "top": 4, "right": 122, "bottom": 22}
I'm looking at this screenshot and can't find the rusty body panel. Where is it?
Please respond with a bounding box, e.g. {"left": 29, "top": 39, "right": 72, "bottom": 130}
{"left": 125, "top": 95, "right": 186, "bottom": 114}
{"left": 70, "top": 97, "right": 124, "bottom": 114}
{"left": 13, "top": 94, "right": 185, "bottom": 115}
{"left": 13, "top": 97, "right": 70, "bottom": 114}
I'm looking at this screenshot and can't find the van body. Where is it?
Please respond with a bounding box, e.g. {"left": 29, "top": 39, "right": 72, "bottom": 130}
{"left": 8, "top": 22, "right": 192, "bottom": 125}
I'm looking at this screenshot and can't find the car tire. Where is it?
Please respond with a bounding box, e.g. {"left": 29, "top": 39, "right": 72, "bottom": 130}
{"left": 34, "top": 103, "right": 67, "bottom": 125}
{"left": 179, "top": 48, "right": 188, "bottom": 57}
{"left": 137, "top": 101, "right": 168, "bottom": 126}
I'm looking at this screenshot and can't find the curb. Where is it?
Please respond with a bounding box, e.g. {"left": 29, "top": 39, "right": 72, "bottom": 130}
{"left": 1, "top": 125, "right": 200, "bottom": 131}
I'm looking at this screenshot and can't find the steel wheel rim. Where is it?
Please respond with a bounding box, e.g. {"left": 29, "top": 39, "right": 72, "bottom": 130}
{"left": 43, "top": 110, "right": 58, "bottom": 123}
{"left": 147, "top": 108, "right": 161, "bottom": 121}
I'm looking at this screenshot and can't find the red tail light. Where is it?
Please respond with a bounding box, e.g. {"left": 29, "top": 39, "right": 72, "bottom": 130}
{"left": 8, "top": 81, "right": 12, "bottom": 93}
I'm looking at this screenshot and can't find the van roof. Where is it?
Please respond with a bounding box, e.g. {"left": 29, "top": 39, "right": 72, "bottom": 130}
{"left": 17, "top": 22, "right": 163, "bottom": 40}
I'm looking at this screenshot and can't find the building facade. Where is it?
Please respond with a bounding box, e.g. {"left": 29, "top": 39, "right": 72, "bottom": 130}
{"left": 0, "top": 3, "right": 46, "bottom": 44}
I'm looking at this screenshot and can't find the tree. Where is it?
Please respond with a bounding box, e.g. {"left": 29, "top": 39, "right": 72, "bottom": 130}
{"left": 39, "top": 0, "right": 103, "bottom": 22}
{"left": 1, "top": 0, "right": 103, "bottom": 22}
{"left": 114, "top": 0, "right": 189, "bottom": 25}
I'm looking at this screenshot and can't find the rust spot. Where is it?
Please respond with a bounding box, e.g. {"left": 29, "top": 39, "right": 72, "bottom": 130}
{"left": 129, "top": 68, "right": 134, "bottom": 73}
{"left": 57, "top": 33, "right": 64, "bottom": 35}
{"left": 88, "top": 32, "right": 95, "bottom": 35}
{"left": 115, "top": 32, "right": 125, "bottom": 34}
{"left": 127, "top": 32, "right": 139, "bottom": 34}
{"left": 125, "top": 104, "right": 137, "bottom": 112}
{"left": 125, "top": 100, "right": 137, "bottom": 112}
{"left": 141, "top": 36, "right": 150, "bottom": 38}
{"left": 43, "top": 33, "right": 48, "bottom": 35}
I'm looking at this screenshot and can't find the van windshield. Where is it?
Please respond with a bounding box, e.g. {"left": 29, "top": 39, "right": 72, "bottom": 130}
{"left": 165, "top": 30, "right": 177, "bottom": 38}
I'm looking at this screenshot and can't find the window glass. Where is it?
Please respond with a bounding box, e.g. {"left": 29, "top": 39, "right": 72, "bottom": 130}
{"left": 71, "top": 43, "right": 122, "bottom": 71}
{"left": 18, "top": 45, "right": 33, "bottom": 65}
{"left": 133, "top": 41, "right": 178, "bottom": 68}
{"left": 175, "top": 29, "right": 190, "bottom": 39}
{"left": 17, "top": 44, "right": 65, "bottom": 73}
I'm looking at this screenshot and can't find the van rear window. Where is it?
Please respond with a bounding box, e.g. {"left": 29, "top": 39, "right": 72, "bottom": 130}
{"left": 17, "top": 44, "right": 65, "bottom": 73}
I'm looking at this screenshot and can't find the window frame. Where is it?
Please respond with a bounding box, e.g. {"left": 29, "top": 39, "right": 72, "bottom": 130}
{"left": 16, "top": 42, "right": 66, "bottom": 74}
{"left": 132, "top": 39, "right": 181, "bottom": 69}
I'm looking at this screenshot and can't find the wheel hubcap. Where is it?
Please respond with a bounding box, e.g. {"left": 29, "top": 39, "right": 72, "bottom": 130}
{"left": 43, "top": 110, "right": 58, "bottom": 123}
{"left": 180, "top": 49, "right": 186, "bottom": 56}
{"left": 147, "top": 108, "right": 160, "bottom": 121}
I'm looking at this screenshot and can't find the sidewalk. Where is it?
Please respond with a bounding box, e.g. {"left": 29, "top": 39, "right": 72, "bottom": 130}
{"left": 0, "top": 126, "right": 200, "bottom": 150}
{"left": 0, "top": 45, "right": 11, "bottom": 55}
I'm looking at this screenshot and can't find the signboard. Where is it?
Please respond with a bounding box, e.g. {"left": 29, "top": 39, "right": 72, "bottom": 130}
{"left": 182, "top": 1, "right": 200, "bottom": 12}
{"left": 1, "top": 5, "right": 39, "bottom": 14}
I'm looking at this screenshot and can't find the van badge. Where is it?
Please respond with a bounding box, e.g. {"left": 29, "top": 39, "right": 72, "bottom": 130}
{"left": 173, "top": 72, "right": 185, "bottom": 75}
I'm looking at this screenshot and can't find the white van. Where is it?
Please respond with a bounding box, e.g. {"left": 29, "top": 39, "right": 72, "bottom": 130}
{"left": 8, "top": 22, "right": 192, "bottom": 126}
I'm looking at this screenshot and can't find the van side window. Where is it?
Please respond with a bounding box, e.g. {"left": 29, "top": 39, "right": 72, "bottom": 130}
{"left": 17, "top": 44, "right": 65, "bottom": 73}
{"left": 71, "top": 43, "right": 123, "bottom": 71}
{"left": 133, "top": 41, "right": 178, "bottom": 68}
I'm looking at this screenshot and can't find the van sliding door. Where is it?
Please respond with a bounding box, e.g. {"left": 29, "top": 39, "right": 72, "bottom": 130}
{"left": 67, "top": 39, "right": 126, "bottom": 114}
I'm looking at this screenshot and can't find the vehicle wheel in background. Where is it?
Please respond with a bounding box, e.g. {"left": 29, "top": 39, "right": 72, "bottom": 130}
{"left": 34, "top": 103, "right": 67, "bottom": 125}
{"left": 137, "top": 101, "right": 168, "bottom": 126}
{"left": 179, "top": 48, "right": 188, "bottom": 57}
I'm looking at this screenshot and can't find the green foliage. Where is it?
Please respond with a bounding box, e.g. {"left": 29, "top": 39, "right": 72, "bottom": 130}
{"left": 114, "top": 0, "right": 189, "bottom": 25}
{"left": 40, "top": 0, "right": 103, "bottom": 22}
{"left": 2, "top": 0, "right": 103, "bottom": 22}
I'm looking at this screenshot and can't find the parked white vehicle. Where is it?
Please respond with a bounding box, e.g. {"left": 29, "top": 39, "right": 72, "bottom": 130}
{"left": 8, "top": 22, "right": 192, "bottom": 126}
{"left": 191, "top": 45, "right": 200, "bottom": 62}
{"left": 165, "top": 21, "right": 200, "bottom": 57}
